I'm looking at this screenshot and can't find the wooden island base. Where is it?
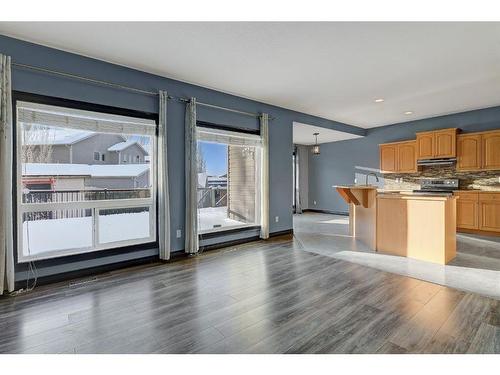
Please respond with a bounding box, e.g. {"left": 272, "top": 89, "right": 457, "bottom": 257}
{"left": 334, "top": 186, "right": 457, "bottom": 265}
{"left": 376, "top": 194, "right": 457, "bottom": 265}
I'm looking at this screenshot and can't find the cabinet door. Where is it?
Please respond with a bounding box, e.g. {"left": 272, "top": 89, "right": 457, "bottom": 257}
{"left": 482, "top": 131, "right": 500, "bottom": 170}
{"left": 479, "top": 200, "right": 500, "bottom": 232}
{"left": 416, "top": 132, "right": 434, "bottom": 160}
{"left": 397, "top": 141, "right": 417, "bottom": 173}
{"left": 456, "top": 199, "right": 479, "bottom": 229}
{"left": 457, "top": 133, "right": 482, "bottom": 171}
{"left": 380, "top": 144, "right": 398, "bottom": 173}
{"left": 434, "top": 129, "right": 457, "bottom": 158}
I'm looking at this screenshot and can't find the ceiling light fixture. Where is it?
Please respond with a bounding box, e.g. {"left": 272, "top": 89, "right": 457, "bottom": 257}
{"left": 404, "top": 111, "right": 414, "bottom": 115}
{"left": 312, "top": 132, "right": 320, "bottom": 155}
{"left": 374, "top": 98, "right": 385, "bottom": 103}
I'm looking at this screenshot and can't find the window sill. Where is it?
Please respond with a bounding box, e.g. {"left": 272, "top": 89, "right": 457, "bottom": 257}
{"left": 198, "top": 225, "right": 260, "bottom": 239}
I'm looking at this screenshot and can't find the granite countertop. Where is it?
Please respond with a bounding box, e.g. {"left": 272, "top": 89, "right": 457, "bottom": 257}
{"left": 333, "top": 185, "right": 378, "bottom": 190}
{"left": 377, "top": 192, "right": 455, "bottom": 201}
{"left": 453, "top": 190, "right": 500, "bottom": 193}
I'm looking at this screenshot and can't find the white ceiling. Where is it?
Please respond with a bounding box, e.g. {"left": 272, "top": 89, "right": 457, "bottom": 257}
{"left": 1, "top": 22, "right": 500, "bottom": 128}
{"left": 293, "top": 122, "right": 362, "bottom": 145}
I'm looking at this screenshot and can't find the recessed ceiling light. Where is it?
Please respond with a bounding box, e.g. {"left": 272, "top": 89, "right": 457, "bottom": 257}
{"left": 404, "top": 111, "right": 414, "bottom": 115}
{"left": 374, "top": 98, "right": 384, "bottom": 103}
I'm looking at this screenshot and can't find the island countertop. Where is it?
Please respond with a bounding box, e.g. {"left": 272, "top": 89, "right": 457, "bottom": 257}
{"left": 377, "top": 192, "right": 457, "bottom": 201}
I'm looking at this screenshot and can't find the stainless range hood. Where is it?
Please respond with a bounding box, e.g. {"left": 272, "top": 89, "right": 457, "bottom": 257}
{"left": 417, "top": 158, "right": 457, "bottom": 166}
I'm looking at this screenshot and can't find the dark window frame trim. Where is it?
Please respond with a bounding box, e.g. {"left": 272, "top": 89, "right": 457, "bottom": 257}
{"left": 196, "top": 120, "right": 260, "bottom": 136}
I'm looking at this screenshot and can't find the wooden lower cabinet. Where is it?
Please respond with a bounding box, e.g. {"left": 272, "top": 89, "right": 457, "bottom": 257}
{"left": 479, "top": 199, "right": 500, "bottom": 233}
{"left": 457, "top": 198, "right": 479, "bottom": 230}
{"left": 455, "top": 191, "right": 500, "bottom": 234}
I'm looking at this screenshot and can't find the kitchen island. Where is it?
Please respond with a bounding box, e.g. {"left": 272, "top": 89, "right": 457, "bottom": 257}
{"left": 335, "top": 187, "right": 457, "bottom": 265}
{"left": 376, "top": 193, "right": 457, "bottom": 264}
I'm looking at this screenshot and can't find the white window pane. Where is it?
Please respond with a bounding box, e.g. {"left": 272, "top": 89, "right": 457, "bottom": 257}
{"left": 98, "top": 206, "right": 151, "bottom": 244}
{"left": 22, "top": 210, "right": 93, "bottom": 257}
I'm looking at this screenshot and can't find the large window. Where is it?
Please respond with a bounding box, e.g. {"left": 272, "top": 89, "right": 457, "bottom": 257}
{"left": 16, "top": 100, "right": 157, "bottom": 262}
{"left": 197, "top": 126, "right": 262, "bottom": 234}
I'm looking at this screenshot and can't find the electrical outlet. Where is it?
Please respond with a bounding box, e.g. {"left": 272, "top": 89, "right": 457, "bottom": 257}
{"left": 275, "top": 216, "right": 279, "bottom": 223}
{"left": 176, "top": 229, "right": 182, "bottom": 238}
{"left": 314, "top": 200, "right": 317, "bottom": 205}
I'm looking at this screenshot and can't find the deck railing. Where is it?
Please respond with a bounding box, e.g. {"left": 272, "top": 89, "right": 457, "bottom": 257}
{"left": 23, "top": 188, "right": 151, "bottom": 219}
{"left": 197, "top": 188, "right": 227, "bottom": 209}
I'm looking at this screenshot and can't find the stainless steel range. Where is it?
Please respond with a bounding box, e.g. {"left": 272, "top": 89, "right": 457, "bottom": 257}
{"left": 412, "top": 178, "right": 458, "bottom": 196}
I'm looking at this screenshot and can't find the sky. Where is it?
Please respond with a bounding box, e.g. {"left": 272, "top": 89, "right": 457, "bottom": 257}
{"left": 199, "top": 141, "right": 227, "bottom": 176}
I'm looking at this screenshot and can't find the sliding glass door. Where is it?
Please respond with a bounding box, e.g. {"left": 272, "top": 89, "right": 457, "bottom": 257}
{"left": 196, "top": 125, "right": 262, "bottom": 234}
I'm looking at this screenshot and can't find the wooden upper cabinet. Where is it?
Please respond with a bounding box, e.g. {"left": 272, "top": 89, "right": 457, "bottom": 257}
{"left": 416, "top": 131, "right": 434, "bottom": 160}
{"left": 380, "top": 143, "right": 398, "bottom": 173}
{"left": 482, "top": 130, "right": 500, "bottom": 170}
{"left": 457, "top": 133, "right": 482, "bottom": 171}
{"left": 434, "top": 129, "right": 457, "bottom": 158}
{"left": 379, "top": 141, "right": 417, "bottom": 173}
{"left": 397, "top": 141, "right": 417, "bottom": 173}
{"left": 416, "top": 128, "right": 457, "bottom": 160}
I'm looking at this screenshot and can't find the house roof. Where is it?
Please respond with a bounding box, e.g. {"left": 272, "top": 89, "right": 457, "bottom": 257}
{"left": 23, "top": 129, "right": 96, "bottom": 146}
{"left": 107, "top": 140, "right": 149, "bottom": 155}
{"left": 22, "top": 163, "right": 150, "bottom": 178}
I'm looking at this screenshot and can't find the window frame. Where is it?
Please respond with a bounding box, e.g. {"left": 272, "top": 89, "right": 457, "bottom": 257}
{"left": 196, "top": 121, "right": 262, "bottom": 236}
{"left": 93, "top": 151, "right": 101, "bottom": 161}
{"left": 13, "top": 92, "right": 158, "bottom": 263}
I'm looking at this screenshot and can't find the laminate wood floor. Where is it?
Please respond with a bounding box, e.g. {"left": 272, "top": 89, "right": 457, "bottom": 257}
{"left": 1, "top": 236, "right": 499, "bottom": 354}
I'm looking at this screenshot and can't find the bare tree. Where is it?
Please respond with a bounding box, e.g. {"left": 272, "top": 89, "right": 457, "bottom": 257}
{"left": 197, "top": 147, "right": 206, "bottom": 173}
{"left": 21, "top": 124, "right": 54, "bottom": 164}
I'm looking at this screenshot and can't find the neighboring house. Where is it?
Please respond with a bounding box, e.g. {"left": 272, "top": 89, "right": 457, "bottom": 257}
{"left": 22, "top": 163, "right": 151, "bottom": 191}
{"left": 23, "top": 130, "right": 149, "bottom": 165}
{"left": 107, "top": 140, "right": 149, "bottom": 164}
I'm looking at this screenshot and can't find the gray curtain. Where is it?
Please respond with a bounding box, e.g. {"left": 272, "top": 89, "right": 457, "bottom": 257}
{"left": 0, "top": 54, "right": 14, "bottom": 295}
{"left": 185, "top": 98, "right": 199, "bottom": 254}
{"left": 260, "top": 113, "right": 270, "bottom": 239}
{"left": 158, "top": 91, "right": 171, "bottom": 260}
{"left": 294, "top": 147, "right": 303, "bottom": 214}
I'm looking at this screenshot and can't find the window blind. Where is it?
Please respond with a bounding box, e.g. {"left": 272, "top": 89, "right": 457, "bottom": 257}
{"left": 197, "top": 126, "right": 262, "bottom": 147}
{"left": 17, "top": 101, "right": 156, "bottom": 136}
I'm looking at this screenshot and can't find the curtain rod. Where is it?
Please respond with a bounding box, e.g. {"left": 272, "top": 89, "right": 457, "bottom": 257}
{"left": 12, "top": 62, "right": 273, "bottom": 120}
{"left": 12, "top": 62, "right": 160, "bottom": 97}
{"left": 179, "top": 98, "right": 263, "bottom": 119}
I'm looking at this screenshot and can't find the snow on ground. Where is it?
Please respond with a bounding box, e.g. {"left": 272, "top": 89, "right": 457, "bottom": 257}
{"left": 23, "top": 212, "right": 150, "bottom": 256}
{"left": 198, "top": 206, "right": 246, "bottom": 232}
{"left": 22, "top": 163, "right": 150, "bottom": 178}
{"left": 22, "top": 207, "right": 246, "bottom": 257}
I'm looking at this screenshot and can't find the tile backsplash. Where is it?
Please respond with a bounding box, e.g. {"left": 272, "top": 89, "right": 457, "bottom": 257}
{"left": 383, "top": 165, "right": 500, "bottom": 191}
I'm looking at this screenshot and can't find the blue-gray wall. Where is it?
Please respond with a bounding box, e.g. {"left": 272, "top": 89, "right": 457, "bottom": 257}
{"left": 0, "top": 35, "right": 365, "bottom": 280}
{"left": 308, "top": 106, "right": 500, "bottom": 214}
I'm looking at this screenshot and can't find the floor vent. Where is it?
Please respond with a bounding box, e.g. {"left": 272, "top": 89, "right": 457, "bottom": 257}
{"left": 69, "top": 276, "right": 99, "bottom": 288}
